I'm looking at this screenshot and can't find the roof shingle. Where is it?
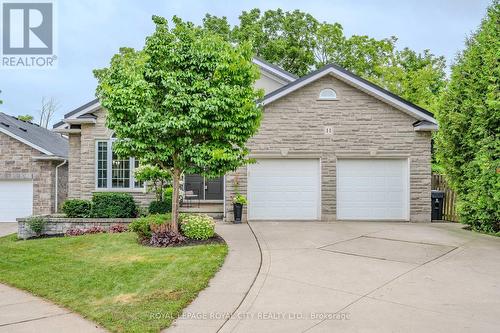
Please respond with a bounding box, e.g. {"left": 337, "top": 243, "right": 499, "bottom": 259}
{"left": 0, "top": 112, "right": 68, "bottom": 157}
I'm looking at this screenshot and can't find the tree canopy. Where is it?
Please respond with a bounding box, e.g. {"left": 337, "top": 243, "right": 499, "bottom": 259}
{"left": 17, "top": 115, "right": 34, "bottom": 122}
{"left": 435, "top": 1, "right": 499, "bottom": 232}
{"left": 94, "top": 16, "right": 262, "bottom": 229}
{"left": 203, "top": 8, "right": 447, "bottom": 111}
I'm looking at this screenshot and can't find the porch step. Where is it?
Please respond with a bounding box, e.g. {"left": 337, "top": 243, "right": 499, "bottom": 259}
{"left": 180, "top": 204, "right": 224, "bottom": 219}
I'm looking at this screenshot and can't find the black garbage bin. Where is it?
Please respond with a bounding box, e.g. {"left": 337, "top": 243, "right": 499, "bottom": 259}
{"left": 431, "top": 190, "right": 445, "bottom": 220}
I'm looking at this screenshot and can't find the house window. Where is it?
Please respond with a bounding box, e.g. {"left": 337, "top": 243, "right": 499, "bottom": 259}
{"left": 319, "top": 88, "right": 337, "bottom": 100}
{"left": 96, "top": 140, "right": 142, "bottom": 189}
{"left": 97, "top": 142, "right": 108, "bottom": 188}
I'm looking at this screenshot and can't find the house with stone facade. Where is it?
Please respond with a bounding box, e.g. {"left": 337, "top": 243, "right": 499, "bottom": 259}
{"left": 53, "top": 58, "right": 437, "bottom": 223}
{"left": 0, "top": 113, "right": 68, "bottom": 222}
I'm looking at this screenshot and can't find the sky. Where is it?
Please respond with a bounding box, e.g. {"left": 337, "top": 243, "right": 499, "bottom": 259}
{"left": 0, "top": 0, "right": 492, "bottom": 126}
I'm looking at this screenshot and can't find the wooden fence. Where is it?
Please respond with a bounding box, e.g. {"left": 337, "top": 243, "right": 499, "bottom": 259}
{"left": 431, "top": 174, "right": 459, "bottom": 222}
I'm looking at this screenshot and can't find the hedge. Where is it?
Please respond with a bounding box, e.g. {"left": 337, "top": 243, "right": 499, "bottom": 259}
{"left": 435, "top": 2, "right": 500, "bottom": 232}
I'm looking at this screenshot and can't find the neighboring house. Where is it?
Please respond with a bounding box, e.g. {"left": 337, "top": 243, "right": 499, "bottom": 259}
{"left": 0, "top": 113, "right": 68, "bottom": 222}
{"left": 54, "top": 58, "right": 437, "bottom": 223}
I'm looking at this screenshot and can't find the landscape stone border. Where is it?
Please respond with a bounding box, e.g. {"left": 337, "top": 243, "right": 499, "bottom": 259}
{"left": 17, "top": 215, "right": 135, "bottom": 239}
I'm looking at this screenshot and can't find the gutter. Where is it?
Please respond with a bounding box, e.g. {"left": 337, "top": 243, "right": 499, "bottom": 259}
{"left": 32, "top": 155, "right": 67, "bottom": 161}
{"left": 54, "top": 159, "right": 67, "bottom": 213}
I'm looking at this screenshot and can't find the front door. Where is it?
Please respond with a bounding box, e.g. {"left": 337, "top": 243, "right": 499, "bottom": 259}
{"left": 184, "top": 174, "right": 223, "bottom": 200}
{"left": 205, "top": 176, "right": 223, "bottom": 200}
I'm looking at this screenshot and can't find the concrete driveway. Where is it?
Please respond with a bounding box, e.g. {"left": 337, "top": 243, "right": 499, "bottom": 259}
{"left": 222, "top": 221, "right": 500, "bottom": 333}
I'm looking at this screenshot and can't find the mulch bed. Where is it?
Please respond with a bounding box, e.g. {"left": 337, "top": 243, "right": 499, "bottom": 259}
{"left": 139, "top": 233, "right": 226, "bottom": 248}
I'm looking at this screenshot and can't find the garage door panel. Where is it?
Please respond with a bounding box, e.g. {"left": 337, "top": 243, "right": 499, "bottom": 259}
{"left": 0, "top": 180, "right": 33, "bottom": 222}
{"left": 248, "top": 159, "right": 320, "bottom": 220}
{"left": 337, "top": 159, "right": 409, "bottom": 220}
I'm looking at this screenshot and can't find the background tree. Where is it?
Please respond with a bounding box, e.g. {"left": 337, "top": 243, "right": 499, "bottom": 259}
{"left": 38, "top": 97, "right": 59, "bottom": 128}
{"left": 232, "top": 9, "right": 318, "bottom": 76}
{"left": 17, "top": 115, "right": 34, "bottom": 122}
{"left": 376, "top": 48, "right": 447, "bottom": 110}
{"left": 316, "top": 24, "right": 396, "bottom": 81}
{"left": 94, "top": 16, "right": 262, "bottom": 230}
{"left": 202, "top": 14, "right": 232, "bottom": 41}
{"left": 435, "top": 1, "right": 499, "bottom": 232}
{"left": 206, "top": 8, "right": 447, "bottom": 111}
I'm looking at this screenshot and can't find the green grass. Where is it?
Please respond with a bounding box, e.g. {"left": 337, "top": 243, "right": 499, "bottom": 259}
{"left": 0, "top": 232, "right": 227, "bottom": 332}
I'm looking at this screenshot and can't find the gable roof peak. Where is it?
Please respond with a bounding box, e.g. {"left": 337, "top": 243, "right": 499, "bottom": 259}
{"left": 0, "top": 112, "right": 68, "bottom": 157}
{"left": 262, "top": 64, "right": 437, "bottom": 125}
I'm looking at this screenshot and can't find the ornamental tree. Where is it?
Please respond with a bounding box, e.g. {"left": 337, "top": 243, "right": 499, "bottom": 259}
{"left": 134, "top": 165, "right": 171, "bottom": 202}
{"left": 435, "top": 1, "right": 499, "bottom": 232}
{"left": 94, "top": 16, "right": 262, "bottom": 230}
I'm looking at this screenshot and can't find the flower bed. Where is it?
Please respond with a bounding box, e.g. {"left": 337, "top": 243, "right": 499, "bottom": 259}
{"left": 16, "top": 215, "right": 134, "bottom": 240}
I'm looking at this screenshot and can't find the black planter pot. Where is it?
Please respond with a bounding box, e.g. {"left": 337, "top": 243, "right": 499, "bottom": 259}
{"left": 233, "top": 203, "right": 243, "bottom": 223}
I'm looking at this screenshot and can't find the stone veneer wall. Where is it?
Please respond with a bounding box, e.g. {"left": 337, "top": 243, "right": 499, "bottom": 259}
{"left": 68, "top": 134, "right": 81, "bottom": 198}
{"left": 0, "top": 132, "right": 66, "bottom": 215}
{"left": 57, "top": 163, "right": 68, "bottom": 212}
{"left": 67, "top": 108, "right": 155, "bottom": 207}
{"left": 17, "top": 217, "right": 134, "bottom": 239}
{"left": 225, "top": 75, "right": 432, "bottom": 222}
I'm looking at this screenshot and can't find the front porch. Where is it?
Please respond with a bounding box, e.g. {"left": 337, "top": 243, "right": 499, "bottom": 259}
{"left": 180, "top": 201, "right": 224, "bottom": 219}
{"left": 181, "top": 174, "right": 224, "bottom": 219}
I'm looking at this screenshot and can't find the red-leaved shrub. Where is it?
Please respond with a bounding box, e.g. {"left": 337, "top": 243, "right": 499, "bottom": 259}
{"left": 66, "top": 226, "right": 106, "bottom": 236}
{"left": 109, "top": 224, "right": 128, "bottom": 233}
{"left": 85, "top": 226, "right": 106, "bottom": 234}
{"left": 66, "top": 228, "right": 85, "bottom": 236}
{"left": 149, "top": 223, "right": 185, "bottom": 247}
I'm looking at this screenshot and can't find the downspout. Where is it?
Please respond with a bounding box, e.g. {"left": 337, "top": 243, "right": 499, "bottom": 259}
{"left": 54, "top": 159, "right": 67, "bottom": 213}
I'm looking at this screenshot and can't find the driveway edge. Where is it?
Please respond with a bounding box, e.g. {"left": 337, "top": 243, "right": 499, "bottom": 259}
{"left": 166, "top": 222, "right": 262, "bottom": 333}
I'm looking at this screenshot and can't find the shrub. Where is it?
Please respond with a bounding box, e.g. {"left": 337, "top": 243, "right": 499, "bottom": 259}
{"left": 129, "top": 213, "right": 171, "bottom": 239}
{"left": 85, "top": 226, "right": 106, "bottom": 234}
{"left": 149, "top": 200, "right": 172, "bottom": 214}
{"left": 135, "top": 165, "right": 171, "bottom": 201}
{"left": 91, "top": 192, "right": 137, "bottom": 218}
{"left": 233, "top": 193, "right": 247, "bottom": 205}
{"left": 164, "top": 187, "right": 173, "bottom": 203}
{"left": 62, "top": 199, "right": 92, "bottom": 218}
{"left": 149, "top": 223, "right": 185, "bottom": 247}
{"left": 26, "top": 216, "right": 47, "bottom": 234}
{"left": 65, "top": 228, "right": 85, "bottom": 236}
{"left": 109, "top": 224, "right": 128, "bottom": 233}
{"left": 136, "top": 206, "right": 149, "bottom": 217}
{"left": 434, "top": 3, "right": 500, "bottom": 232}
{"left": 65, "top": 226, "right": 107, "bottom": 236}
{"left": 180, "top": 214, "right": 215, "bottom": 240}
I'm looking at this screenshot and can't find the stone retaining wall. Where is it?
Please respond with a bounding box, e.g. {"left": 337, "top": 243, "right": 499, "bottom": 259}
{"left": 17, "top": 216, "right": 135, "bottom": 240}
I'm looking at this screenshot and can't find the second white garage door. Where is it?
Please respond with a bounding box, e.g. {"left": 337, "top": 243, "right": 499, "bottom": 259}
{"left": 0, "top": 180, "right": 33, "bottom": 222}
{"left": 337, "top": 159, "right": 409, "bottom": 220}
{"left": 248, "top": 159, "right": 320, "bottom": 220}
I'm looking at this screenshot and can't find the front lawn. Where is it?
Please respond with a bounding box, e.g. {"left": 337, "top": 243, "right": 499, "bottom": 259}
{"left": 0, "top": 232, "right": 227, "bottom": 333}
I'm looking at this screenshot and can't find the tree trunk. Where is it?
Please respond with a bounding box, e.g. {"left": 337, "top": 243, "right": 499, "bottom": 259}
{"left": 171, "top": 167, "right": 181, "bottom": 233}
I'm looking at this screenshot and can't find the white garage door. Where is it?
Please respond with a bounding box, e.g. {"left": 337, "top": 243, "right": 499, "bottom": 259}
{"left": 0, "top": 180, "right": 33, "bottom": 222}
{"left": 248, "top": 159, "right": 320, "bottom": 220}
{"left": 337, "top": 159, "right": 409, "bottom": 220}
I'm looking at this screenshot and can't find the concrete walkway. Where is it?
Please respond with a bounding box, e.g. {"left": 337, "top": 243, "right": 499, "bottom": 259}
{"left": 0, "top": 223, "right": 105, "bottom": 333}
{"left": 220, "top": 221, "right": 500, "bottom": 333}
{"left": 167, "top": 223, "right": 261, "bottom": 333}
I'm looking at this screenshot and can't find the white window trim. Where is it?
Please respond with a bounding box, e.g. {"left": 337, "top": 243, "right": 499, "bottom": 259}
{"left": 318, "top": 88, "right": 338, "bottom": 100}
{"left": 95, "top": 139, "right": 144, "bottom": 191}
